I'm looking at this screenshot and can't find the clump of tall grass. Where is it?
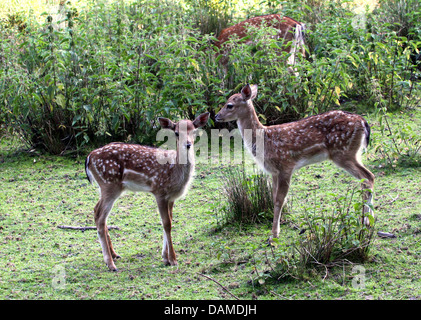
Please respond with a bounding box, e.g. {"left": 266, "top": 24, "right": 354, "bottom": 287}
{"left": 295, "top": 183, "right": 376, "bottom": 267}
{"left": 219, "top": 166, "right": 273, "bottom": 225}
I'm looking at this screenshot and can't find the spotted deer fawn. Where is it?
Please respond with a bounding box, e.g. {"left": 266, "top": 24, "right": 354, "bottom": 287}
{"left": 85, "top": 113, "right": 210, "bottom": 271}
{"left": 215, "top": 84, "right": 374, "bottom": 239}
{"left": 215, "top": 14, "right": 306, "bottom": 70}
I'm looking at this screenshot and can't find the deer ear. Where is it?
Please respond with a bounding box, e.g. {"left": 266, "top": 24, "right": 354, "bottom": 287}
{"left": 241, "top": 84, "right": 258, "bottom": 101}
{"left": 158, "top": 117, "right": 175, "bottom": 130}
{"left": 250, "top": 84, "right": 258, "bottom": 100}
{"left": 193, "top": 112, "right": 210, "bottom": 128}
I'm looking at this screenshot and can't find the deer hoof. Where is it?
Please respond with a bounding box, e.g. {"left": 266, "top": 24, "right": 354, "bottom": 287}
{"left": 163, "top": 259, "right": 178, "bottom": 266}
{"left": 106, "top": 263, "right": 118, "bottom": 272}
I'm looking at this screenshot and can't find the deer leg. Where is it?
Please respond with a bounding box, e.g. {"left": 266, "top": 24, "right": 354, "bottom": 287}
{"left": 168, "top": 201, "right": 174, "bottom": 221}
{"left": 156, "top": 197, "right": 177, "bottom": 266}
{"left": 94, "top": 189, "right": 121, "bottom": 271}
{"left": 272, "top": 173, "right": 292, "bottom": 239}
{"left": 333, "top": 157, "right": 375, "bottom": 225}
{"left": 163, "top": 201, "right": 175, "bottom": 264}
{"left": 161, "top": 203, "right": 169, "bottom": 265}
{"left": 272, "top": 174, "right": 279, "bottom": 205}
{"left": 107, "top": 228, "right": 120, "bottom": 260}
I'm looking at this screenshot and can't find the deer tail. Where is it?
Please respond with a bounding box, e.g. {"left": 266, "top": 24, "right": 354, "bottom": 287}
{"left": 85, "top": 155, "right": 93, "bottom": 184}
{"left": 363, "top": 119, "right": 371, "bottom": 148}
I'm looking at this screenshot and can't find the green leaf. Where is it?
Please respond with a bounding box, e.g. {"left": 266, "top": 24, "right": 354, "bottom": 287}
{"left": 334, "top": 86, "right": 341, "bottom": 98}
{"left": 189, "top": 58, "right": 199, "bottom": 72}
{"left": 55, "top": 94, "right": 66, "bottom": 108}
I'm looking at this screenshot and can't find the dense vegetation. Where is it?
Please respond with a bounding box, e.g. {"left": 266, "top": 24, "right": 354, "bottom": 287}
{"left": 1, "top": 0, "right": 420, "bottom": 159}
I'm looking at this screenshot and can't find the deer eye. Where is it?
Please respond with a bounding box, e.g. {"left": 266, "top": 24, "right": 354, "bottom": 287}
{"left": 226, "top": 104, "right": 233, "bottom": 109}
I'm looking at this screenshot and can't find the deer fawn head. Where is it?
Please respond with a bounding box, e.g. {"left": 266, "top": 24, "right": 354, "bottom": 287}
{"left": 158, "top": 113, "right": 210, "bottom": 164}
{"left": 215, "top": 84, "right": 258, "bottom": 123}
{"left": 159, "top": 113, "right": 209, "bottom": 149}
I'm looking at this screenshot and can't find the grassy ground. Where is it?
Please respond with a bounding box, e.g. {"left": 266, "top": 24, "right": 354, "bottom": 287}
{"left": 0, "top": 109, "right": 420, "bottom": 300}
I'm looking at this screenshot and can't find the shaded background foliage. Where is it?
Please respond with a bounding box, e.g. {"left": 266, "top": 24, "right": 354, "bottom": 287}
{"left": 0, "top": 0, "right": 420, "bottom": 154}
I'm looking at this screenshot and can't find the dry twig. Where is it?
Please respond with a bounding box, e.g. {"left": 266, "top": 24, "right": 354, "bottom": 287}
{"left": 199, "top": 273, "right": 240, "bottom": 300}
{"left": 57, "top": 225, "right": 120, "bottom": 231}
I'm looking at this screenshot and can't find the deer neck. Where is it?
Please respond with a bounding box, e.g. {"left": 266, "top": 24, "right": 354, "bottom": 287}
{"left": 237, "top": 103, "right": 265, "bottom": 157}
{"left": 236, "top": 103, "right": 265, "bottom": 134}
{"left": 174, "top": 146, "right": 195, "bottom": 179}
{"left": 156, "top": 146, "right": 194, "bottom": 178}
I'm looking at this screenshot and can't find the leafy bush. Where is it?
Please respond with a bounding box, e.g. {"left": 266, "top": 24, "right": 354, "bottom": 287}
{"left": 375, "top": 0, "right": 421, "bottom": 40}
{"left": 185, "top": 0, "right": 234, "bottom": 36}
{"left": 1, "top": 0, "right": 218, "bottom": 153}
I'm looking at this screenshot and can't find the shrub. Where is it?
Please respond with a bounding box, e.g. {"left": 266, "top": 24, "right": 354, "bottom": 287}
{"left": 1, "top": 0, "right": 218, "bottom": 153}
{"left": 185, "top": 0, "right": 234, "bottom": 36}
{"left": 375, "top": 0, "right": 421, "bottom": 40}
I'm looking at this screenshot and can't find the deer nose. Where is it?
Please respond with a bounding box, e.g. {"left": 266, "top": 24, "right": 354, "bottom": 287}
{"left": 215, "top": 114, "right": 221, "bottom": 122}
{"left": 186, "top": 142, "right": 192, "bottom": 149}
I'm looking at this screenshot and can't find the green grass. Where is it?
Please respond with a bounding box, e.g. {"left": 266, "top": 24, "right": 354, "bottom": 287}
{"left": 0, "top": 109, "right": 420, "bottom": 300}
